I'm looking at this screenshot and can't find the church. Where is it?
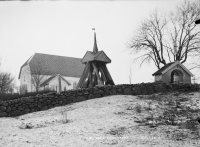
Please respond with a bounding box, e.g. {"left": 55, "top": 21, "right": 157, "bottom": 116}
{"left": 18, "top": 53, "right": 85, "bottom": 94}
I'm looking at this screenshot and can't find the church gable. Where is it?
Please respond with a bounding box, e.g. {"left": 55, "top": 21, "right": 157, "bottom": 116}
{"left": 162, "top": 61, "right": 193, "bottom": 76}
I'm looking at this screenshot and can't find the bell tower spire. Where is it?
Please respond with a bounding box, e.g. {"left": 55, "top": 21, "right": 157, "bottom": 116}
{"left": 92, "top": 28, "right": 98, "bottom": 54}
{"left": 77, "top": 28, "right": 115, "bottom": 88}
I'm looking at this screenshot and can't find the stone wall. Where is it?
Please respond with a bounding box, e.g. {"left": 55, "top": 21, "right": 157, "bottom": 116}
{"left": 0, "top": 82, "right": 198, "bottom": 117}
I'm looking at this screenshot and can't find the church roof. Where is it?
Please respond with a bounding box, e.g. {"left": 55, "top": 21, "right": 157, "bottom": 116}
{"left": 19, "top": 53, "right": 85, "bottom": 79}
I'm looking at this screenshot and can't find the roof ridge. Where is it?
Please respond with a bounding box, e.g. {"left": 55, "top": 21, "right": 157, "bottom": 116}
{"left": 18, "top": 53, "right": 35, "bottom": 79}
{"left": 35, "top": 52, "right": 82, "bottom": 59}
{"left": 152, "top": 62, "right": 175, "bottom": 76}
{"left": 152, "top": 61, "right": 193, "bottom": 76}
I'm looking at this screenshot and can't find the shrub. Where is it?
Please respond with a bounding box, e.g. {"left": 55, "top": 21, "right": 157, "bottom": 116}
{"left": 163, "top": 109, "right": 177, "bottom": 125}
{"left": 134, "top": 104, "right": 142, "bottom": 113}
{"left": 145, "top": 101, "right": 153, "bottom": 111}
{"left": 60, "top": 109, "right": 69, "bottom": 124}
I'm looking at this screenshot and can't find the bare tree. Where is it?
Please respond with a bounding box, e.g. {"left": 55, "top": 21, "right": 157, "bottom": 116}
{"left": 30, "top": 59, "right": 48, "bottom": 93}
{"left": 0, "top": 58, "right": 15, "bottom": 94}
{"left": 189, "top": 62, "right": 200, "bottom": 70}
{"left": 0, "top": 72, "right": 15, "bottom": 94}
{"left": 128, "top": 0, "right": 200, "bottom": 69}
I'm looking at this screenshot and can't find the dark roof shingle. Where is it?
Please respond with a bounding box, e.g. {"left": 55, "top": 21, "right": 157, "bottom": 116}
{"left": 19, "top": 53, "right": 85, "bottom": 79}
{"left": 81, "top": 51, "right": 111, "bottom": 64}
{"left": 152, "top": 62, "right": 174, "bottom": 76}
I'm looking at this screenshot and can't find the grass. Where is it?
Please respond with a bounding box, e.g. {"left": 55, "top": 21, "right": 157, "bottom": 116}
{"left": 18, "top": 107, "right": 70, "bottom": 130}
{"left": 107, "top": 126, "right": 127, "bottom": 136}
{"left": 133, "top": 92, "right": 200, "bottom": 140}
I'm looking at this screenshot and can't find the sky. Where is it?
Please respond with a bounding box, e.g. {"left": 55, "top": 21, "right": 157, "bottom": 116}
{"left": 0, "top": 0, "right": 198, "bottom": 87}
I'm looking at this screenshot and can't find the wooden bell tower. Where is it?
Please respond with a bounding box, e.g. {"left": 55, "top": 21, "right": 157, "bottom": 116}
{"left": 77, "top": 29, "right": 115, "bottom": 88}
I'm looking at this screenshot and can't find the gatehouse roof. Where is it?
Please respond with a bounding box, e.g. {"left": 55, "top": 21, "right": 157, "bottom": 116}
{"left": 152, "top": 61, "right": 193, "bottom": 76}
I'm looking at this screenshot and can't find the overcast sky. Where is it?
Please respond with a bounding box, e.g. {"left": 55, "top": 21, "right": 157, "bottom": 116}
{"left": 1, "top": 0, "right": 197, "bottom": 86}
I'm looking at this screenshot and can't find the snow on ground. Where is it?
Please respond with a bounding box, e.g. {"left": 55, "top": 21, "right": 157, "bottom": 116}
{"left": 0, "top": 94, "right": 200, "bottom": 147}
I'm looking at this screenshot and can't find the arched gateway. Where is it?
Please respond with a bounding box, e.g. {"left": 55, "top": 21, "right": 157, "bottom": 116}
{"left": 171, "top": 69, "right": 183, "bottom": 84}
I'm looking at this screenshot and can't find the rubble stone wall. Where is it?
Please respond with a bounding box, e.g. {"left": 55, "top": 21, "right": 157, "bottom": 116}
{"left": 0, "top": 82, "right": 198, "bottom": 117}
